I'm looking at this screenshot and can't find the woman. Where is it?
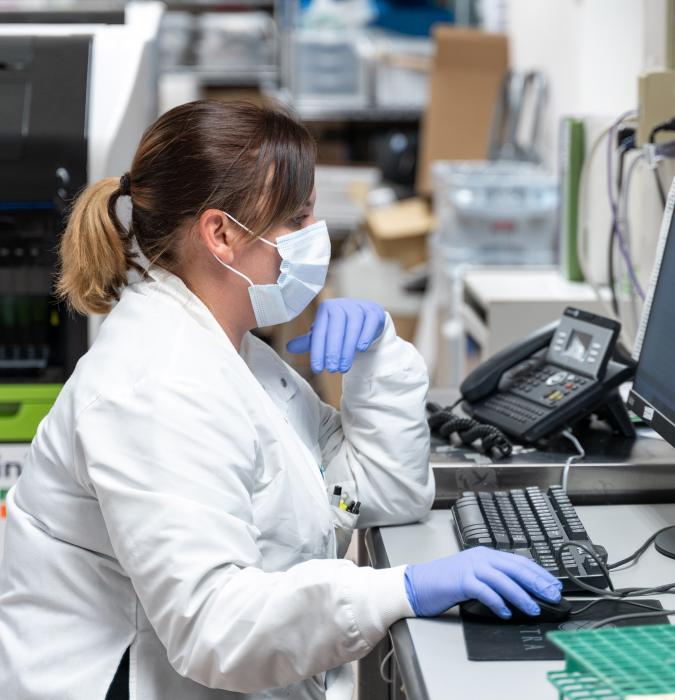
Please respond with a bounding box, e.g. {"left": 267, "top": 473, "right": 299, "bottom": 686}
{"left": 0, "top": 101, "right": 561, "bottom": 700}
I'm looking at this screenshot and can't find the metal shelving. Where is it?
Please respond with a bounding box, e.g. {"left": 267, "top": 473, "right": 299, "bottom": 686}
{"left": 163, "top": 1, "right": 274, "bottom": 10}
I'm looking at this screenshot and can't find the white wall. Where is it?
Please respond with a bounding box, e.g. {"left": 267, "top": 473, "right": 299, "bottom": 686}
{"left": 504, "top": 0, "right": 673, "bottom": 308}
{"left": 507, "top": 0, "right": 667, "bottom": 169}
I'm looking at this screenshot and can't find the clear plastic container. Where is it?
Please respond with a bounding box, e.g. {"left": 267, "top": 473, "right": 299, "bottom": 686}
{"left": 289, "top": 29, "right": 372, "bottom": 107}
{"left": 372, "top": 35, "right": 430, "bottom": 109}
{"left": 432, "top": 161, "right": 559, "bottom": 266}
{"left": 196, "top": 12, "right": 276, "bottom": 72}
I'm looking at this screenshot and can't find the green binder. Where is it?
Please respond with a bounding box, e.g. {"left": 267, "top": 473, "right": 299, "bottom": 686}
{"left": 559, "top": 117, "right": 585, "bottom": 282}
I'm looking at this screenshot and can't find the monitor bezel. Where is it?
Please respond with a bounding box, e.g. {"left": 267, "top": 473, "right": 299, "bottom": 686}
{"left": 627, "top": 388, "right": 675, "bottom": 448}
{"left": 628, "top": 177, "right": 675, "bottom": 448}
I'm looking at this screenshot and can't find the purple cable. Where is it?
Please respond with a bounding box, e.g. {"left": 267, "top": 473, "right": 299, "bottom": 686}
{"left": 621, "top": 153, "right": 645, "bottom": 325}
{"left": 607, "top": 110, "right": 645, "bottom": 301}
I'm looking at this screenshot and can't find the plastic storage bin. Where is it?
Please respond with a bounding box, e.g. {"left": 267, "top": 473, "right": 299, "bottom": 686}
{"left": 373, "top": 35, "right": 430, "bottom": 109}
{"left": 157, "top": 12, "right": 195, "bottom": 70}
{"left": 432, "top": 160, "right": 559, "bottom": 266}
{"left": 196, "top": 12, "right": 276, "bottom": 72}
{"left": 289, "top": 29, "right": 372, "bottom": 108}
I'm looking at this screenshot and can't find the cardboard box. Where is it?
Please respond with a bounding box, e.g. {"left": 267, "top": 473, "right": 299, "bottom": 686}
{"left": 416, "top": 27, "right": 508, "bottom": 194}
{"left": 366, "top": 197, "right": 433, "bottom": 269}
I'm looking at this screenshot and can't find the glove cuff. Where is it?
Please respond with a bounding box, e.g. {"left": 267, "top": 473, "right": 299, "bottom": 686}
{"left": 404, "top": 565, "right": 422, "bottom": 617}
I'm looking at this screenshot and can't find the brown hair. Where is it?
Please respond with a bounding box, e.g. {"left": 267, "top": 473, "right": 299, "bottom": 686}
{"left": 57, "top": 100, "right": 316, "bottom": 315}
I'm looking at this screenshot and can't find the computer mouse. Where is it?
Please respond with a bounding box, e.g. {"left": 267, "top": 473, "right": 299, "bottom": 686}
{"left": 461, "top": 595, "right": 572, "bottom": 624}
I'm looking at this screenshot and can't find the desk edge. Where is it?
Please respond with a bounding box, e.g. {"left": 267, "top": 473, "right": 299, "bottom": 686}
{"left": 365, "top": 527, "right": 432, "bottom": 700}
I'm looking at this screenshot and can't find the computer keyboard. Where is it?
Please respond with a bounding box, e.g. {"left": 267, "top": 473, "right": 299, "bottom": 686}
{"left": 452, "top": 486, "right": 609, "bottom": 593}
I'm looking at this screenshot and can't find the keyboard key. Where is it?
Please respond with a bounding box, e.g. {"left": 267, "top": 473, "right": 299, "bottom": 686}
{"left": 455, "top": 503, "right": 487, "bottom": 529}
{"left": 463, "top": 525, "right": 488, "bottom": 535}
{"left": 511, "top": 548, "right": 534, "bottom": 561}
{"left": 493, "top": 533, "right": 510, "bottom": 549}
{"left": 451, "top": 487, "right": 607, "bottom": 593}
{"left": 584, "top": 560, "right": 602, "bottom": 573}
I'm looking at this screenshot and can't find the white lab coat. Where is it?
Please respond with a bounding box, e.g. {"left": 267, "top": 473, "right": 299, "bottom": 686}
{"left": 0, "top": 266, "right": 434, "bottom": 700}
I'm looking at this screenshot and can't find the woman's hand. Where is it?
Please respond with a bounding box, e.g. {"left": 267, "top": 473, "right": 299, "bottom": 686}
{"left": 287, "top": 298, "right": 386, "bottom": 374}
{"left": 404, "top": 547, "right": 563, "bottom": 619}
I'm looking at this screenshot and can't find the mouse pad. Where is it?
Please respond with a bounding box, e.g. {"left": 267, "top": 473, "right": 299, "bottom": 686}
{"left": 461, "top": 599, "right": 668, "bottom": 661}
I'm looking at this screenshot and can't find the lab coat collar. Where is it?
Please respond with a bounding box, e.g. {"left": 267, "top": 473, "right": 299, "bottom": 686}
{"left": 141, "top": 266, "right": 281, "bottom": 376}
{"left": 142, "top": 267, "right": 304, "bottom": 424}
{"left": 142, "top": 264, "right": 238, "bottom": 350}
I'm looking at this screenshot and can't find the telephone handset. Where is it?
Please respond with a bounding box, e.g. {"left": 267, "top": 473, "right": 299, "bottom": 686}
{"left": 460, "top": 307, "right": 636, "bottom": 443}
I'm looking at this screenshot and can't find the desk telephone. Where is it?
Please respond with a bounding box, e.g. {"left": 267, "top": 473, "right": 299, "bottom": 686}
{"left": 459, "top": 307, "right": 636, "bottom": 443}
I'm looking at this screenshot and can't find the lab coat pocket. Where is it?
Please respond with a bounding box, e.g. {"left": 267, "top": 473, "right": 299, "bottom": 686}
{"left": 330, "top": 504, "right": 359, "bottom": 559}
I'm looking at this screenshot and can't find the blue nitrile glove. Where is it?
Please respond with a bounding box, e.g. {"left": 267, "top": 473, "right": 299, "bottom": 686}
{"left": 287, "top": 298, "right": 386, "bottom": 374}
{"left": 404, "top": 547, "right": 563, "bottom": 619}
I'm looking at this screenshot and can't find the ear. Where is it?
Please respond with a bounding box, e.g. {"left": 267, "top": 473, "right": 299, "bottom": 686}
{"left": 195, "top": 209, "right": 240, "bottom": 264}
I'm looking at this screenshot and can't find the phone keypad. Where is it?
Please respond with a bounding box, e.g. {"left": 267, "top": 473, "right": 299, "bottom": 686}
{"left": 510, "top": 364, "right": 591, "bottom": 408}
{"left": 483, "top": 394, "right": 546, "bottom": 424}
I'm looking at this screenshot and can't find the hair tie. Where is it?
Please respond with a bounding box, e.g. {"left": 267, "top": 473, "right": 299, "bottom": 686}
{"left": 119, "top": 172, "right": 131, "bottom": 197}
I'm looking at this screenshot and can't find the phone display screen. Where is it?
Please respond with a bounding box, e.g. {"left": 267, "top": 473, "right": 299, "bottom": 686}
{"left": 563, "top": 331, "right": 592, "bottom": 362}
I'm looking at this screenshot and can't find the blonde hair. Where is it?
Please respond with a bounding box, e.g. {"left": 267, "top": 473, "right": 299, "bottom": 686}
{"left": 57, "top": 177, "right": 140, "bottom": 315}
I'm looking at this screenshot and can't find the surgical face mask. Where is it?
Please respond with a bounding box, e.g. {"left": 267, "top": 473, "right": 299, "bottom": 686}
{"left": 212, "top": 213, "right": 331, "bottom": 328}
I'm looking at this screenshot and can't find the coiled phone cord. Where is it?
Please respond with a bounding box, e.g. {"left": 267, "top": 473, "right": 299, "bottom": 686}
{"left": 426, "top": 402, "right": 513, "bottom": 459}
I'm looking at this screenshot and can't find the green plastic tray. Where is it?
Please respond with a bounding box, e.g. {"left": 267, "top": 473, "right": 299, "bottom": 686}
{"left": 547, "top": 625, "right": 675, "bottom": 699}
{"left": 0, "top": 384, "right": 61, "bottom": 442}
{"left": 548, "top": 670, "right": 620, "bottom": 699}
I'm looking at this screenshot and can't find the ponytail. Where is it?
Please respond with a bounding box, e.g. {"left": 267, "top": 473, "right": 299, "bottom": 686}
{"left": 57, "top": 177, "right": 140, "bottom": 315}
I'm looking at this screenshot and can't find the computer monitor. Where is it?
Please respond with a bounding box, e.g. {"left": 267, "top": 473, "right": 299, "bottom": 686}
{"left": 627, "top": 178, "right": 675, "bottom": 559}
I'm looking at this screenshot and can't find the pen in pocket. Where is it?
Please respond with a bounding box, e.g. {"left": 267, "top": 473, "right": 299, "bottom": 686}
{"left": 331, "top": 485, "right": 342, "bottom": 507}
{"left": 347, "top": 501, "right": 361, "bottom": 515}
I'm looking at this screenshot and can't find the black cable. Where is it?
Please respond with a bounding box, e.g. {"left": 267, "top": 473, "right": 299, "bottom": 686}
{"left": 649, "top": 117, "right": 675, "bottom": 141}
{"left": 572, "top": 597, "right": 665, "bottom": 617}
{"left": 614, "top": 581, "right": 675, "bottom": 596}
{"left": 554, "top": 541, "right": 615, "bottom": 594}
{"left": 607, "top": 526, "right": 675, "bottom": 570}
{"left": 428, "top": 409, "right": 511, "bottom": 455}
{"left": 427, "top": 398, "right": 462, "bottom": 414}
{"left": 555, "top": 541, "right": 675, "bottom": 599}
{"left": 608, "top": 219, "right": 618, "bottom": 316}
{"left": 649, "top": 119, "right": 675, "bottom": 208}
{"left": 589, "top": 608, "right": 675, "bottom": 629}
{"left": 550, "top": 489, "right": 675, "bottom": 627}
{"left": 426, "top": 402, "right": 513, "bottom": 458}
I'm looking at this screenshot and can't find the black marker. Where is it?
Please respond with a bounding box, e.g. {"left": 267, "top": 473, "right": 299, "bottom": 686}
{"left": 331, "top": 485, "right": 342, "bottom": 507}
